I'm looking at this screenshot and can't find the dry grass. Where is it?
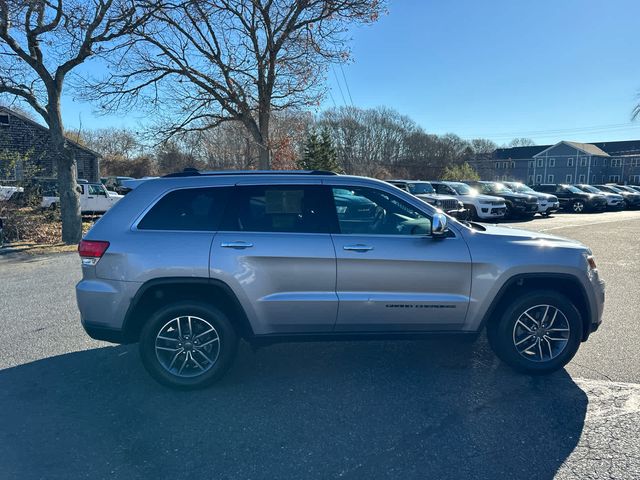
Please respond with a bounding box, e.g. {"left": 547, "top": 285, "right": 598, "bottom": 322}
{"left": 1, "top": 204, "right": 95, "bottom": 252}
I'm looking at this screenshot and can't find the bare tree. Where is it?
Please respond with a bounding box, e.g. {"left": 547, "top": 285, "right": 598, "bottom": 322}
{"left": 0, "top": 0, "right": 153, "bottom": 243}
{"left": 92, "top": 0, "right": 384, "bottom": 169}
{"left": 508, "top": 137, "right": 536, "bottom": 147}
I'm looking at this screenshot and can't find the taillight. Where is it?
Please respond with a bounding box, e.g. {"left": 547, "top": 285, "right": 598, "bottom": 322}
{"left": 78, "top": 240, "right": 110, "bottom": 265}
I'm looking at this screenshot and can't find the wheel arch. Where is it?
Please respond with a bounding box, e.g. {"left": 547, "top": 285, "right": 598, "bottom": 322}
{"left": 479, "top": 273, "right": 592, "bottom": 341}
{"left": 122, "top": 277, "right": 254, "bottom": 343}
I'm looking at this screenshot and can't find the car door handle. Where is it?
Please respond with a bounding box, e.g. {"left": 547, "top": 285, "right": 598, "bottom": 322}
{"left": 220, "top": 241, "right": 254, "bottom": 249}
{"left": 343, "top": 244, "right": 373, "bottom": 252}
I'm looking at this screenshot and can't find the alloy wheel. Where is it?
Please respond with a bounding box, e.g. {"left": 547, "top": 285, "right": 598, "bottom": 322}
{"left": 572, "top": 201, "right": 585, "bottom": 213}
{"left": 155, "top": 315, "right": 221, "bottom": 378}
{"left": 512, "top": 304, "right": 570, "bottom": 363}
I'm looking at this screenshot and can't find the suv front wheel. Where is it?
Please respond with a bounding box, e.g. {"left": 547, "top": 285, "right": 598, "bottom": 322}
{"left": 139, "top": 301, "right": 238, "bottom": 389}
{"left": 487, "top": 291, "right": 582, "bottom": 374}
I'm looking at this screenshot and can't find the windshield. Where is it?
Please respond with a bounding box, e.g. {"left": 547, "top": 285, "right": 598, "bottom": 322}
{"left": 508, "top": 183, "right": 535, "bottom": 193}
{"left": 406, "top": 182, "right": 435, "bottom": 194}
{"left": 563, "top": 185, "right": 584, "bottom": 194}
{"left": 448, "top": 182, "right": 478, "bottom": 195}
{"left": 581, "top": 185, "right": 601, "bottom": 194}
{"left": 477, "top": 183, "right": 512, "bottom": 195}
{"left": 603, "top": 185, "right": 624, "bottom": 193}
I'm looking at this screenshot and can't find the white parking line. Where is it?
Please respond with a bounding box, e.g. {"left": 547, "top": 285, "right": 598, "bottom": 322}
{"left": 576, "top": 378, "right": 640, "bottom": 419}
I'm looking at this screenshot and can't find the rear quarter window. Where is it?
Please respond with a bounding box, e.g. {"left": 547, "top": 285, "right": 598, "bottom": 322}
{"left": 137, "top": 187, "right": 230, "bottom": 231}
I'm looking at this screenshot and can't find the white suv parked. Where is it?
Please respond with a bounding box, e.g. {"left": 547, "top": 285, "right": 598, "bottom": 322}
{"left": 430, "top": 181, "right": 507, "bottom": 221}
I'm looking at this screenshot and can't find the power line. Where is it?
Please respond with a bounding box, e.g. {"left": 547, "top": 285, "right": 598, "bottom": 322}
{"left": 332, "top": 67, "right": 348, "bottom": 107}
{"left": 457, "top": 122, "right": 640, "bottom": 139}
{"left": 339, "top": 64, "right": 354, "bottom": 106}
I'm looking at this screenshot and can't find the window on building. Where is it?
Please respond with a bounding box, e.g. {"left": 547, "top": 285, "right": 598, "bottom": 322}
{"left": 502, "top": 175, "right": 508, "bottom": 181}
{"left": 536, "top": 174, "right": 542, "bottom": 183}
{"left": 495, "top": 162, "right": 500, "bottom": 169}
{"left": 580, "top": 157, "right": 588, "bottom": 167}
{"left": 511, "top": 161, "right": 515, "bottom": 168}
{"left": 537, "top": 159, "right": 543, "bottom": 168}
{"left": 138, "top": 187, "right": 231, "bottom": 231}
{"left": 592, "top": 175, "right": 596, "bottom": 183}
{"left": 528, "top": 175, "right": 534, "bottom": 184}
{"left": 565, "top": 174, "right": 573, "bottom": 183}
{"left": 629, "top": 175, "right": 640, "bottom": 183}
{"left": 602, "top": 175, "right": 607, "bottom": 183}
{"left": 0, "top": 114, "right": 9, "bottom": 126}
{"left": 567, "top": 157, "right": 574, "bottom": 167}
{"left": 578, "top": 174, "right": 586, "bottom": 183}
{"left": 609, "top": 175, "right": 621, "bottom": 183}
{"left": 529, "top": 160, "right": 534, "bottom": 168}
{"left": 603, "top": 159, "right": 608, "bottom": 166}
{"left": 503, "top": 161, "right": 509, "bottom": 169}
{"left": 548, "top": 158, "right": 555, "bottom": 167}
{"left": 547, "top": 174, "right": 554, "bottom": 183}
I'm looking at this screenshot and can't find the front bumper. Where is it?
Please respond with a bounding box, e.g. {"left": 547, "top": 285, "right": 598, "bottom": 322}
{"left": 538, "top": 201, "right": 560, "bottom": 214}
{"left": 477, "top": 206, "right": 506, "bottom": 219}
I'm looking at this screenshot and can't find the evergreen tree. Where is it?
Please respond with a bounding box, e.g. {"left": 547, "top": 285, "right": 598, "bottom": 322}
{"left": 299, "top": 129, "right": 342, "bottom": 172}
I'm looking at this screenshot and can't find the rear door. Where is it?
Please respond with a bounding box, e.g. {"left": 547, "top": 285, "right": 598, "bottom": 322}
{"left": 210, "top": 183, "right": 338, "bottom": 335}
{"left": 328, "top": 184, "right": 472, "bottom": 332}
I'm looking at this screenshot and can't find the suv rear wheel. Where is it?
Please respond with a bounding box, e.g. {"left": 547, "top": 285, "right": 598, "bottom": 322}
{"left": 139, "top": 301, "right": 238, "bottom": 389}
{"left": 487, "top": 291, "right": 582, "bottom": 374}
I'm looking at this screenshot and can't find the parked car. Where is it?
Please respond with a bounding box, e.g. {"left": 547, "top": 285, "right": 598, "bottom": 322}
{"left": 574, "top": 184, "right": 624, "bottom": 210}
{"left": 532, "top": 184, "right": 607, "bottom": 213}
{"left": 387, "top": 180, "right": 466, "bottom": 218}
{"left": 76, "top": 170, "right": 605, "bottom": 389}
{"left": 503, "top": 182, "right": 560, "bottom": 217}
{"left": 0, "top": 186, "right": 23, "bottom": 201}
{"left": 594, "top": 184, "right": 640, "bottom": 209}
{"left": 102, "top": 176, "right": 135, "bottom": 195}
{"left": 430, "top": 181, "right": 506, "bottom": 221}
{"left": 42, "top": 182, "right": 123, "bottom": 214}
{"left": 466, "top": 181, "right": 538, "bottom": 218}
{"left": 612, "top": 185, "right": 640, "bottom": 196}
{"left": 627, "top": 185, "right": 640, "bottom": 193}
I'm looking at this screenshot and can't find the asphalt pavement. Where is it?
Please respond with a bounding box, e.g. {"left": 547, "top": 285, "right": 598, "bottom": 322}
{"left": 1, "top": 210, "right": 639, "bottom": 479}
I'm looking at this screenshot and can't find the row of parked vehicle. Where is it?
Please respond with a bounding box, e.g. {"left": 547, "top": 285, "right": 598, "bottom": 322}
{"left": 387, "top": 179, "right": 640, "bottom": 220}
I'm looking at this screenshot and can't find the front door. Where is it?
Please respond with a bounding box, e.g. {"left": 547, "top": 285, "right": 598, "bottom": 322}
{"left": 210, "top": 183, "right": 338, "bottom": 335}
{"left": 328, "top": 185, "right": 472, "bottom": 332}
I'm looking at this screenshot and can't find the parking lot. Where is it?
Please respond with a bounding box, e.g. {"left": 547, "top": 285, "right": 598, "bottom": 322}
{"left": 1, "top": 210, "right": 639, "bottom": 479}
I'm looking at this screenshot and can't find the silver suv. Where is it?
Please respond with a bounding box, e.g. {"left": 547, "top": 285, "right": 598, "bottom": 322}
{"left": 76, "top": 170, "right": 605, "bottom": 389}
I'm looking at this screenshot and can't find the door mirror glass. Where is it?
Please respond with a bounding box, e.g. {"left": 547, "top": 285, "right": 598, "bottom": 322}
{"left": 431, "top": 213, "right": 448, "bottom": 237}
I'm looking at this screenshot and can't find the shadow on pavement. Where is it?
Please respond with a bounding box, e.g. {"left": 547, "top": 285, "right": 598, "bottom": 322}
{"left": 0, "top": 338, "right": 587, "bottom": 479}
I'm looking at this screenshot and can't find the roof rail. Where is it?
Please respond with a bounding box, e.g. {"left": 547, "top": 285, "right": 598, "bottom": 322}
{"left": 162, "top": 168, "right": 338, "bottom": 178}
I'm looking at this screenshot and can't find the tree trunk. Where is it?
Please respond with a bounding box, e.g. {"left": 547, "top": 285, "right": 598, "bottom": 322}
{"left": 50, "top": 126, "right": 82, "bottom": 244}
{"left": 257, "top": 107, "right": 271, "bottom": 170}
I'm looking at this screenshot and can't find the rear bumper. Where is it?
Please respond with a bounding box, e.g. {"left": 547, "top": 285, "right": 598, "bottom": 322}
{"left": 82, "top": 322, "right": 130, "bottom": 344}
{"left": 76, "top": 278, "right": 141, "bottom": 343}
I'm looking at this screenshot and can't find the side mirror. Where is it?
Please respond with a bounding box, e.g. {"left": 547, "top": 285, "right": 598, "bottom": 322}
{"left": 431, "top": 213, "right": 448, "bottom": 238}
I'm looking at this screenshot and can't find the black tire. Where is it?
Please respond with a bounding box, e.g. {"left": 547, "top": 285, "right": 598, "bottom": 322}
{"left": 487, "top": 291, "right": 582, "bottom": 375}
{"left": 571, "top": 200, "right": 585, "bottom": 213}
{"left": 139, "top": 301, "right": 238, "bottom": 389}
{"left": 467, "top": 204, "right": 478, "bottom": 221}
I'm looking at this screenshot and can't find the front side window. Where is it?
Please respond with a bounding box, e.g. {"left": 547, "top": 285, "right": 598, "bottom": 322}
{"left": 138, "top": 187, "right": 230, "bottom": 231}
{"left": 89, "top": 184, "right": 105, "bottom": 196}
{"left": 332, "top": 186, "right": 431, "bottom": 236}
{"left": 222, "top": 185, "right": 333, "bottom": 234}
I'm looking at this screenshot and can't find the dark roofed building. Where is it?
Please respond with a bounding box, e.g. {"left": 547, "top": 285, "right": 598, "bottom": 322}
{"left": 0, "top": 106, "right": 100, "bottom": 182}
{"left": 470, "top": 139, "right": 640, "bottom": 185}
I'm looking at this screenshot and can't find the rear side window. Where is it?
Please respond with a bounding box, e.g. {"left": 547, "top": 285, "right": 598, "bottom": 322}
{"left": 222, "top": 185, "right": 335, "bottom": 233}
{"left": 138, "top": 187, "right": 230, "bottom": 231}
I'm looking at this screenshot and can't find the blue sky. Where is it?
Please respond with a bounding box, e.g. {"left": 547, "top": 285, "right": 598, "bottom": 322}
{"left": 61, "top": 0, "right": 640, "bottom": 145}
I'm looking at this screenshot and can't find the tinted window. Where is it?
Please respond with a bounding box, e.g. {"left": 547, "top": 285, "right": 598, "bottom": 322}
{"left": 332, "top": 186, "right": 431, "bottom": 236}
{"left": 138, "top": 187, "right": 230, "bottom": 231}
{"left": 222, "top": 185, "right": 334, "bottom": 233}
